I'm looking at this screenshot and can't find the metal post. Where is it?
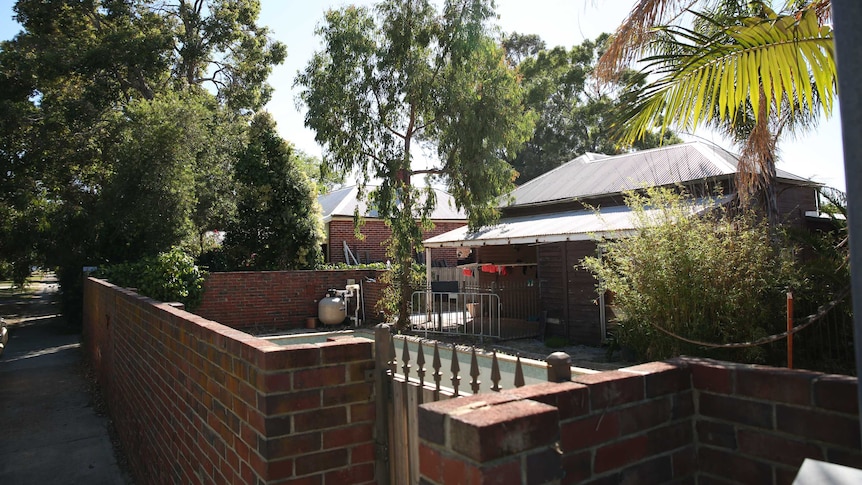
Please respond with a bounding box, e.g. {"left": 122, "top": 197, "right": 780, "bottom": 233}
{"left": 832, "top": 0, "right": 862, "bottom": 442}
{"left": 425, "top": 248, "right": 432, "bottom": 325}
{"left": 546, "top": 351, "right": 572, "bottom": 383}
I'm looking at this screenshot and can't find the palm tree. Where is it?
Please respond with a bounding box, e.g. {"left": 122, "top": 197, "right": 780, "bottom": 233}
{"left": 597, "top": 0, "right": 836, "bottom": 221}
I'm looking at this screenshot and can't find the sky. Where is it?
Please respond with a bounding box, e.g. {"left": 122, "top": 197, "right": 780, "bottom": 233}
{"left": 0, "top": 0, "right": 847, "bottom": 191}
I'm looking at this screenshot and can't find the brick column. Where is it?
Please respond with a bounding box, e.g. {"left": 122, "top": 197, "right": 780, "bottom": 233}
{"left": 418, "top": 393, "right": 561, "bottom": 484}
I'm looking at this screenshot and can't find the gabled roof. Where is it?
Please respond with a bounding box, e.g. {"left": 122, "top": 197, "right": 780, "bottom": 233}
{"left": 510, "top": 141, "right": 812, "bottom": 207}
{"left": 319, "top": 185, "right": 467, "bottom": 223}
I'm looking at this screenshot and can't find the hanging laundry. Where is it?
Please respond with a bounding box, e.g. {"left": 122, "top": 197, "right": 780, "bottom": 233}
{"left": 500, "top": 266, "right": 509, "bottom": 276}
{"left": 462, "top": 268, "right": 473, "bottom": 277}
{"left": 481, "top": 263, "right": 497, "bottom": 273}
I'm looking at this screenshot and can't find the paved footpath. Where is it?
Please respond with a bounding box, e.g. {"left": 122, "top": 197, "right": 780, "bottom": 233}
{"left": 0, "top": 274, "right": 130, "bottom": 484}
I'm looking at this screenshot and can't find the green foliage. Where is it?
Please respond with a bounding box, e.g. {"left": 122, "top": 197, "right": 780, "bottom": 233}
{"left": 96, "top": 248, "right": 207, "bottom": 309}
{"left": 0, "top": 0, "right": 284, "bottom": 319}
{"left": 544, "top": 336, "right": 569, "bottom": 349}
{"left": 220, "top": 112, "right": 323, "bottom": 270}
{"left": 617, "top": 4, "right": 834, "bottom": 144}
{"left": 601, "top": 1, "right": 834, "bottom": 220}
{"left": 293, "top": 149, "right": 345, "bottom": 195}
{"left": 376, "top": 263, "right": 425, "bottom": 324}
{"left": 582, "top": 187, "right": 798, "bottom": 362}
{"left": 505, "top": 34, "right": 681, "bottom": 182}
{"left": 296, "top": 0, "right": 534, "bottom": 327}
{"left": 98, "top": 93, "right": 208, "bottom": 262}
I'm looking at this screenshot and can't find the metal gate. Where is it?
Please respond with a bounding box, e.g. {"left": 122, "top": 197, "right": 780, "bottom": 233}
{"left": 372, "top": 324, "right": 570, "bottom": 484}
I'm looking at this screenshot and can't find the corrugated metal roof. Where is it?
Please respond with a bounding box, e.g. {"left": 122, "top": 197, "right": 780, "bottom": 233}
{"left": 319, "top": 185, "right": 467, "bottom": 222}
{"left": 423, "top": 196, "right": 729, "bottom": 248}
{"left": 510, "top": 141, "right": 811, "bottom": 207}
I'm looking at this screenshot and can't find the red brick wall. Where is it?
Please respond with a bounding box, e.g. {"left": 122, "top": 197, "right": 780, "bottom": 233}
{"left": 419, "top": 358, "right": 861, "bottom": 485}
{"left": 328, "top": 218, "right": 462, "bottom": 266}
{"left": 194, "top": 269, "right": 387, "bottom": 330}
{"left": 690, "top": 358, "right": 861, "bottom": 483}
{"left": 83, "top": 278, "right": 377, "bottom": 484}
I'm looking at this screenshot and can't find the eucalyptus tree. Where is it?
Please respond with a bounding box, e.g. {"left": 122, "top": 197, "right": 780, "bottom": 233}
{"left": 597, "top": 0, "right": 836, "bottom": 220}
{"left": 296, "top": 0, "right": 534, "bottom": 327}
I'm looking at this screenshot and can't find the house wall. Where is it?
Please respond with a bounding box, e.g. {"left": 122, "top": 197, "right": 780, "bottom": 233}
{"left": 776, "top": 183, "right": 818, "bottom": 227}
{"left": 82, "top": 278, "right": 377, "bottom": 485}
{"left": 538, "top": 241, "right": 604, "bottom": 345}
{"left": 194, "top": 269, "right": 387, "bottom": 330}
{"left": 327, "top": 218, "right": 463, "bottom": 266}
{"left": 419, "top": 358, "right": 862, "bottom": 485}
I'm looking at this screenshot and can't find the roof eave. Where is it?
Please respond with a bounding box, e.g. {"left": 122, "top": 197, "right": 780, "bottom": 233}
{"left": 424, "top": 229, "right": 636, "bottom": 248}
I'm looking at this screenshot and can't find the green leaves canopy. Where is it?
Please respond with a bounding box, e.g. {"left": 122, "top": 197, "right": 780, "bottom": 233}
{"left": 296, "top": 0, "right": 534, "bottom": 232}
{"left": 296, "top": 0, "right": 534, "bottom": 326}
{"left": 619, "top": 4, "right": 836, "bottom": 143}
{"left": 0, "top": 0, "right": 286, "bottom": 319}
{"left": 222, "top": 113, "right": 323, "bottom": 270}
{"left": 505, "top": 34, "right": 681, "bottom": 182}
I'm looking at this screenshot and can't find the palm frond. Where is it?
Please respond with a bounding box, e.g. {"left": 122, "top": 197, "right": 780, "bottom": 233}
{"left": 618, "top": 7, "right": 835, "bottom": 144}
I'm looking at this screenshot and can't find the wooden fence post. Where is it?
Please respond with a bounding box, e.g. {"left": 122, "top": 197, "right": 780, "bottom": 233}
{"left": 374, "top": 324, "right": 392, "bottom": 485}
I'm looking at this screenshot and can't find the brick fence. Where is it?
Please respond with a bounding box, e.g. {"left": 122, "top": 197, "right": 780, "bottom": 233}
{"left": 419, "top": 358, "right": 862, "bottom": 484}
{"left": 83, "top": 277, "right": 377, "bottom": 484}
{"left": 84, "top": 276, "right": 862, "bottom": 484}
{"left": 194, "top": 269, "right": 386, "bottom": 330}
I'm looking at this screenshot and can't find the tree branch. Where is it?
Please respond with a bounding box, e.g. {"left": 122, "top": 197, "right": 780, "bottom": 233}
{"left": 410, "top": 168, "right": 445, "bottom": 176}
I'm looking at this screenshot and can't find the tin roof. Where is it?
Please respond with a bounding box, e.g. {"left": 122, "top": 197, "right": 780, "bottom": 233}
{"left": 319, "top": 185, "right": 467, "bottom": 223}
{"left": 423, "top": 196, "right": 729, "bottom": 248}
{"left": 510, "top": 141, "right": 811, "bottom": 207}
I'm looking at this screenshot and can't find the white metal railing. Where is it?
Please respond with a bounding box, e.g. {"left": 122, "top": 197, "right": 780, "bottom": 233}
{"left": 410, "top": 290, "right": 501, "bottom": 339}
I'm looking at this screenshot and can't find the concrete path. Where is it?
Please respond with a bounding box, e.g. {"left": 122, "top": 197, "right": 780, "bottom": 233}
{"left": 0, "top": 274, "right": 130, "bottom": 484}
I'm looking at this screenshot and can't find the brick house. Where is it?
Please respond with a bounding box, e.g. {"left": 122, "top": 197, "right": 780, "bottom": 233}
{"left": 423, "top": 141, "right": 824, "bottom": 345}
{"left": 318, "top": 185, "right": 467, "bottom": 266}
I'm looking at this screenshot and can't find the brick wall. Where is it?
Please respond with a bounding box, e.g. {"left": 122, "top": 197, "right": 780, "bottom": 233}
{"left": 690, "top": 358, "right": 861, "bottom": 483}
{"left": 83, "top": 278, "right": 377, "bottom": 484}
{"left": 419, "top": 358, "right": 861, "bottom": 485}
{"left": 327, "top": 218, "right": 462, "bottom": 266}
{"left": 83, "top": 276, "right": 861, "bottom": 484}
{"left": 194, "top": 269, "right": 387, "bottom": 330}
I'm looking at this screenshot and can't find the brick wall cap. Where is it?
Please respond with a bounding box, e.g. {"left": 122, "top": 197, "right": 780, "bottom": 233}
{"left": 619, "top": 360, "right": 687, "bottom": 375}
{"left": 506, "top": 381, "right": 587, "bottom": 399}
{"left": 420, "top": 393, "right": 518, "bottom": 415}
{"left": 319, "top": 337, "right": 374, "bottom": 346}
{"left": 817, "top": 374, "right": 858, "bottom": 386}
{"left": 676, "top": 356, "right": 734, "bottom": 368}
{"left": 573, "top": 369, "right": 643, "bottom": 385}
{"left": 452, "top": 399, "right": 557, "bottom": 427}
{"left": 737, "top": 364, "right": 823, "bottom": 380}
{"left": 272, "top": 342, "right": 318, "bottom": 352}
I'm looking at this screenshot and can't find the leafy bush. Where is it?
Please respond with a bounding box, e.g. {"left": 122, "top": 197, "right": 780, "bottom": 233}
{"left": 97, "top": 248, "right": 207, "bottom": 309}
{"left": 582, "top": 187, "right": 798, "bottom": 363}
{"left": 376, "top": 262, "right": 425, "bottom": 328}
{"left": 544, "top": 336, "right": 569, "bottom": 349}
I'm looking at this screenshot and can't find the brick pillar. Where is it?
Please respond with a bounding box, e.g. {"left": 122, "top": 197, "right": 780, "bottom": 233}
{"left": 417, "top": 393, "right": 562, "bottom": 484}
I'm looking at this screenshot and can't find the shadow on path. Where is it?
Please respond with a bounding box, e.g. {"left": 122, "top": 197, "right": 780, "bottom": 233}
{"left": 0, "top": 274, "right": 131, "bottom": 484}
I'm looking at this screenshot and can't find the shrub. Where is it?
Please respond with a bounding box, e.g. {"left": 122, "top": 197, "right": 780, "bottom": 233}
{"left": 582, "top": 187, "right": 798, "bottom": 363}
{"left": 376, "top": 262, "right": 424, "bottom": 328}
{"left": 97, "top": 248, "right": 207, "bottom": 309}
